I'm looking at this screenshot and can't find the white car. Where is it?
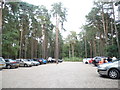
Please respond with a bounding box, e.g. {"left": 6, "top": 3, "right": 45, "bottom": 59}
{"left": 83, "top": 58, "right": 92, "bottom": 64}
{"left": 48, "top": 57, "right": 52, "bottom": 63}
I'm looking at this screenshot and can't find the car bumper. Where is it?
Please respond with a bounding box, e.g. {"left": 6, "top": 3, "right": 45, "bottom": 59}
{"left": 0, "top": 64, "right": 6, "bottom": 69}
{"left": 27, "top": 64, "right": 32, "bottom": 66}
{"left": 6, "top": 64, "right": 19, "bottom": 68}
{"left": 97, "top": 68, "right": 108, "bottom": 75}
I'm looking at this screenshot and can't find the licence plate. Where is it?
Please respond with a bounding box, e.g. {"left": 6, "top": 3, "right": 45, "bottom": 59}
{"left": 0, "top": 64, "right": 4, "bottom": 66}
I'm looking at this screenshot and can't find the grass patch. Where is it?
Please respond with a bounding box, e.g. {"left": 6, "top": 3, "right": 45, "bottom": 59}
{"left": 63, "top": 57, "right": 83, "bottom": 62}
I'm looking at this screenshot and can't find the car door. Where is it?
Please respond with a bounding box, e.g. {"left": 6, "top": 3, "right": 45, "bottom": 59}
{"left": 19, "top": 60, "right": 24, "bottom": 66}
{"left": 5, "top": 59, "right": 10, "bottom": 67}
{"left": 0, "top": 58, "right": 6, "bottom": 68}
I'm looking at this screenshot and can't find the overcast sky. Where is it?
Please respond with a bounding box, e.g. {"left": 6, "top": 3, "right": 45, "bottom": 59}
{"left": 23, "top": 0, "right": 95, "bottom": 38}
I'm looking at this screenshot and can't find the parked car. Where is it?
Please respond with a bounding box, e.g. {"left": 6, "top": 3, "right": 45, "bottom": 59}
{"left": 92, "top": 56, "right": 107, "bottom": 66}
{"left": 51, "top": 58, "right": 56, "bottom": 63}
{"left": 0, "top": 57, "right": 6, "bottom": 69}
{"left": 27, "top": 59, "right": 39, "bottom": 66}
{"left": 97, "top": 60, "right": 120, "bottom": 79}
{"left": 16, "top": 59, "right": 32, "bottom": 67}
{"left": 50, "top": 58, "right": 63, "bottom": 63}
{"left": 83, "top": 58, "right": 93, "bottom": 64}
{"left": 4, "top": 59, "right": 19, "bottom": 69}
{"left": 48, "top": 57, "right": 52, "bottom": 63}
{"left": 58, "top": 59, "right": 63, "bottom": 63}
{"left": 98, "top": 58, "right": 108, "bottom": 65}
{"left": 40, "top": 58, "right": 47, "bottom": 64}
{"left": 35, "top": 58, "right": 43, "bottom": 65}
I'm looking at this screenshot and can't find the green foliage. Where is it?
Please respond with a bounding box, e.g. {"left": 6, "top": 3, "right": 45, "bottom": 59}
{"left": 63, "top": 57, "right": 83, "bottom": 62}
{"left": 2, "top": 2, "right": 58, "bottom": 59}
{"left": 105, "top": 45, "right": 118, "bottom": 57}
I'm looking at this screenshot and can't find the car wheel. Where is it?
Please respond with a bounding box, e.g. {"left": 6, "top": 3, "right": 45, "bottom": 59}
{"left": 108, "top": 69, "right": 120, "bottom": 79}
{"left": 7, "top": 65, "right": 11, "bottom": 69}
{"left": 85, "top": 62, "right": 88, "bottom": 64}
{"left": 24, "top": 64, "right": 28, "bottom": 67}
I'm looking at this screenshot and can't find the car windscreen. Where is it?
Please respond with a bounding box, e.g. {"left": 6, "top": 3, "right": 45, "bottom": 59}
{"left": 9, "top": 59, "right": 15, "bottom": 62}
{"left": 0, "top": 58, "right": 5, "bottom": 62}
{"left": 23, "top": 59, "right": 28, "bottom": 61}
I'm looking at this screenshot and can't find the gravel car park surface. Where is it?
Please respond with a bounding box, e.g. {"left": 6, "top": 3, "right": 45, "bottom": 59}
{"left": 1, "top": 62, "right": 119, "bottom": 88}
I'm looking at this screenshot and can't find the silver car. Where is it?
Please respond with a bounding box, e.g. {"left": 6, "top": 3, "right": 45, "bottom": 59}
{"left": 27, "top": 59, "right": 39, "bottom": 66}
{"left": 0, "top": 57, "right": 6, "bottom": 69}
{"left": 16, "top": 59, "right": 32, "bottom": 67}
{"left": 97, "top": 60, "right": 120, "bottom": 79}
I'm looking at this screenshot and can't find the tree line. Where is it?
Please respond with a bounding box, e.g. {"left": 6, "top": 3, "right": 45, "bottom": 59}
{"left": 2, "top": 1, "right": 120, "bottom": 60}
{"left": 63, "top": 1, "right": 120, "bottom": 59}
{"left": 2, "top": 1, "right": 67, "bottom": 60}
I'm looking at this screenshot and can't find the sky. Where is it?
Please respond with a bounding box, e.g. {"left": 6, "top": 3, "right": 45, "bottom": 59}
{"left": 23, "top": 0, "right": 95, "bottom": 38}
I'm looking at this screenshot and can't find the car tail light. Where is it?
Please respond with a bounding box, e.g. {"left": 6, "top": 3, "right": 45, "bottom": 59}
{"left": 12, "top": 62, "right": 16, "bottom": 63}
{"left": 39, "top": 60, "right": 42, "bottom": 62}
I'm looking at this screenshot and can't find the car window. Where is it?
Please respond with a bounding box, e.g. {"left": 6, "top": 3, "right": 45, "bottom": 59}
{"left": 23, "top": 59, "right": 28, "bottom": 61}
{"left": 0, "top": 57, "right": 5, "bottom": 62}
{"left": 5, "top": 60, "right": 9, "bottom": 62}
{"left": 0, "top": 58, "right": 3, "bottom": 62}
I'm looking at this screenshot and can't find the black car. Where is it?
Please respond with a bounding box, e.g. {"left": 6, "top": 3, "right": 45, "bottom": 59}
{"left": 4, "top": 59, "right": 19, "bottom": 69}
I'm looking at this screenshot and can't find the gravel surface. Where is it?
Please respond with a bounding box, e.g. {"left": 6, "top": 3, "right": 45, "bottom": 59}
{"left": 1, "top": 62, "right": 119, "bottom": 88}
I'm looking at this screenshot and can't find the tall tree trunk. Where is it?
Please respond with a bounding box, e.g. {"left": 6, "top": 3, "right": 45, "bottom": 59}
{"left": 69, "top": 44, "right": 71, "bottom": 58}
{"left": 112, "top": 3, "right": 120, "bottom": 57}
{"left": 24, "top": 38, "right": 27, "bottom": 59}
{"left": 85, "top": 36, "right": 87, "bottom": 58}
{"left": 105, "top": 13, "right": 108, "bottom": 45}
{"left": 0, "top": 1, "right": 3, "bottom": 57}
{"left": 101, "top": 4, "right": 107, "bottom": 44}
{"left": 100, "top": 34, "right": 104, "bottom": 56}
{"left": 90, "top": 41, "right": 93, "bottom": 58}
{"left": 42, "top": 24, "right": 46, "bottom": 59}
{"left": 55, "top": 15, "right": 59, "bottom": 64}
{"left": 19, "top": 26, "right": 23, "bottom": 59}
{"left": 93, "top": 40, "right": 96, "bottom": 57}
{"left": 35, "top": 40, "right": 38, "bottom": 58}
{"left": 111, "top": 20, "right": 114, "bottom": 45}
{"left": 31, "top": 37, "right": 34, "bottom": 59}
{"left": 71, "top": 44, "right": 74, "bottom": 58}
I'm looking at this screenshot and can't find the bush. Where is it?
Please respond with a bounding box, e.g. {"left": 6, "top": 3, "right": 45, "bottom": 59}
{"left": 63, "top": 57, "right": 83, "bottom": 62}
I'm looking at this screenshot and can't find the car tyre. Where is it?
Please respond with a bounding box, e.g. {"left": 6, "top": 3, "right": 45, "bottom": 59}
{"left": 108, "top": 69, "right": 120, "bottom": 79}
{"left": 7, "top": 65, "right": 11, "bottom": 69}
{"left": 24, "top": 64, "right": 28, "bottom": 67}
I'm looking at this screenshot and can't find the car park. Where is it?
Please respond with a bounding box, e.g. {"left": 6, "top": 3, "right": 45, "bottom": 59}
{"left": 0, "top": 57, "right": 6, "bottom": 69}
{"left": 97, "top": 60, "right": 120, "bottom": 79}
{"left": 16, "top": 59, "right": 32, "bottom": 67}
{"left": 4, "top": 59, "right": 19, "bottom": 69}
